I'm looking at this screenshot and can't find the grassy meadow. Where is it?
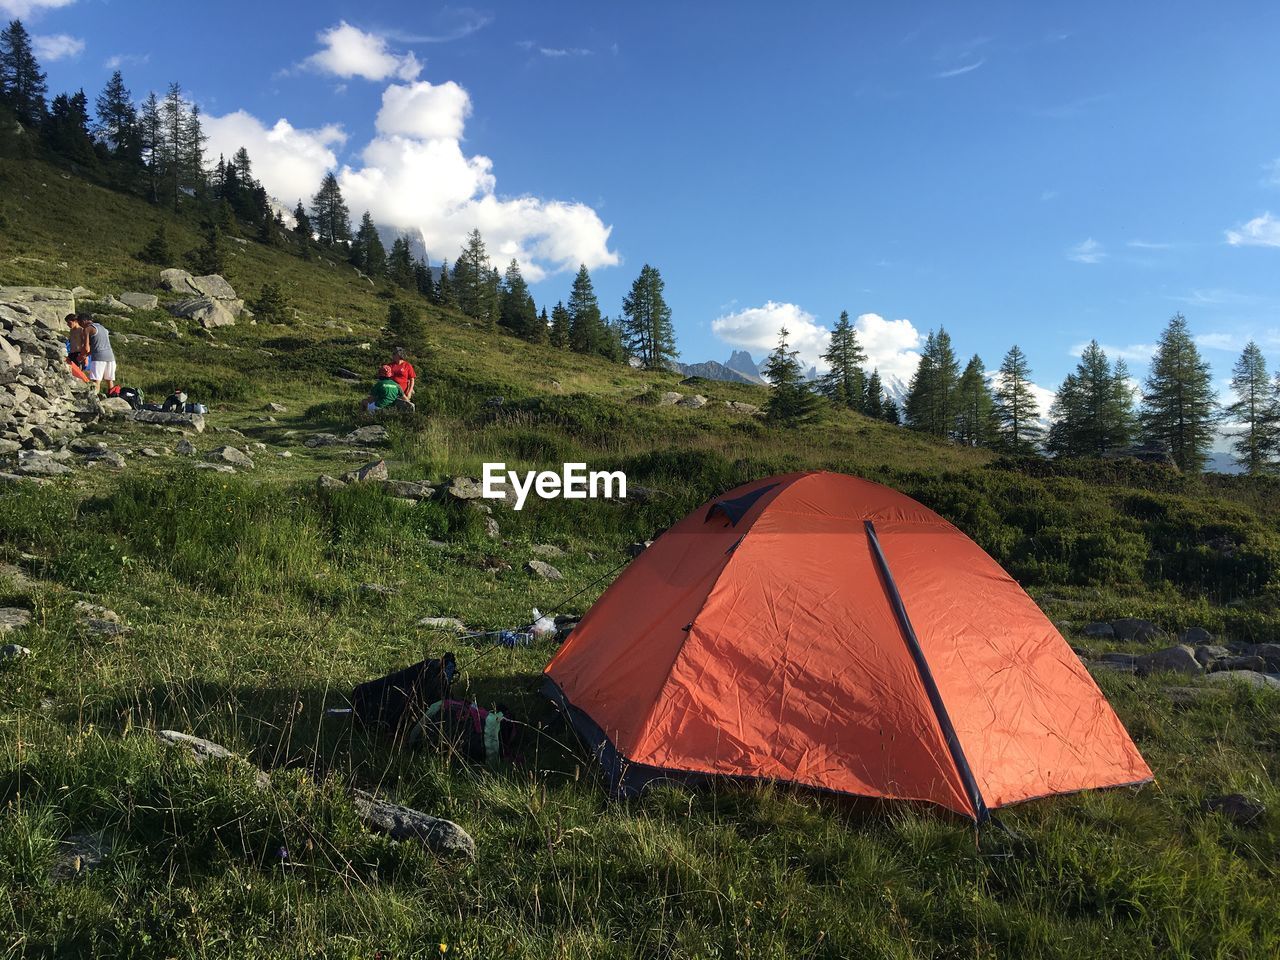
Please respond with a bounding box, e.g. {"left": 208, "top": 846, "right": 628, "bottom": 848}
{"left": 0, "top": 157, "right": 1278, "bottom": 958}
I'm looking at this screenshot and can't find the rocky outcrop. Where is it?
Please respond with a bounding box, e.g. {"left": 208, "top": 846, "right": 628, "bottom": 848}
{"left": 160, "top": 270, "right": 246, "bottom": 328}
{"left": 0, "top": 287, "right": 93, "bottom": 450}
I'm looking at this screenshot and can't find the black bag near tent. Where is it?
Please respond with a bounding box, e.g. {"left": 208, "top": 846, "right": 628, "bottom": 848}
{"left": 351, "top": 653, "right": 458, "bottom": 735}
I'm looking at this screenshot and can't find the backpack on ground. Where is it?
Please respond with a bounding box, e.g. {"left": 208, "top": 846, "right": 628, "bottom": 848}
{"left": 351, "top": 653, "right": 457, "bottom": 735}
{"left": 111, "top": 386, "right": 144, "bottom": 410}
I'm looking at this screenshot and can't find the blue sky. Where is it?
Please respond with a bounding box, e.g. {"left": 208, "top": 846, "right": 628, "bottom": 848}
{"left": 12, "top": 0, "right": 1280, "bottom": 399}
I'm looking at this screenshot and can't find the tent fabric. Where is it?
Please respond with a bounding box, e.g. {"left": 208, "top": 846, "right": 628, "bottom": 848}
{"left": 543, "top": 471, "right": 1153, "bottom": 820}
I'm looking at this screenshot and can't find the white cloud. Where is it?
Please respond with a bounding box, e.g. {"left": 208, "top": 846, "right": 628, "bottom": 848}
{"left": 712, "top": 302, "right": 830, "bottom": 371}
{"left": 0, "top": 0, "right": 73, "bottom": 16}
{"left": 104, "top": 52, "right": 149, "bottom": 70}
{"left": 853, "top": 313, "right": 923, "bottom": 384}
{"left": 541, "top": 47, "right": 593, "bottom": 57}
{"left": 1195, "top": 332, "right": 1243, "bottom": 352}
{"left": 1070, "top": 341, "right": 1157, "bottom": 363}
{"left": 1127, "top": 239, "right": 1172, "bottom": 250}
{"left": 375, "top": 80, "right": 470, "bottom": 141}
{"left": 32, "top": 33, "right": 83, "bottom": 61}
{"left": 1067, "top": 238, "right": 1105, "bottom": 263}
{"left": 934, "top": 58, "right": 985, "bottom": 79}
{"left": 1263, "top": 158, "right": 1280, "bottom": 187}
{"left": 1226, "top": 212, "right": 1280, "bottom": 247}
{"left": 205, "top": 76, "right": 617, "bottom": 282}
{"left": 304, "top": 22, "right": 421, "bottom": 82}
{"left": 203, "top": 112, "right": 346, "bottom": 206}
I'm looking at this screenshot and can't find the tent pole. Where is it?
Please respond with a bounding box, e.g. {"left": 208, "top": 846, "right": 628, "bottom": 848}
{"left": 864, "top": 520, "right": 991, "bottom": 825}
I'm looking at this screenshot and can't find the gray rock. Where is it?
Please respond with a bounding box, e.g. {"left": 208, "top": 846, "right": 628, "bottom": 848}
{"left": 1136, "top": 645, "right": 1202, "bottom": 677}
{"left": 359, "top": 582, "right": 396, "bottom": 596}
{"left": 1082, "top": 622, "right": 1115, "bottom": 639}
{"left": 1180, "top": 626, "right": 1213, "bottom": 645}
{"left": 193, "top": 463, "right": 236, "bottom": 474}
{"left": 265, "top": 402, "right": 288, "bottom": 413}
{"left": 417, "top": 617, "right": 466, "bottom": 633}
{"left": 118, "top": 292, "right": 159, "bottom": 311}
{"left": 16, "top": 457, "right": 72, "bottom": 477}
{"left": 1087, "top": 660, "right": 1137, "bottom": 675}
{"left": 725, "top": 400, "right": 761, "bottom": 415}
{"left": 677, "top": 394, "right": 709, "bottom": 409}
{"left": 342, "top": 459, "right": 388, "bottom": 483}
{"left": 187, "top": 274, "right": 237, "bottom": 299}
{"left": 1111, "top": 618, "right": 1165, "bottom": 643}
{"left": 1099, "top": 652, "right": 1139, "bottom": 665}
{"left": 98, "top": 396, "right": 135, "bottom": 418}
{"left": 483, "top": 516, "right": 500, "bottom": 539}
{"left": 383, "top": 479, "right": 433, "bottom": 500}
{"left": 1202, "top": 794, "right": 1266, "bottom": 827}
{"left": 1194, "top": 644, "right": 1232, "bottom": 666}
{"left": 277, "top": 450, "right": 292, "bottom": 458}
{"left": 658, "top": 392, "right": 683, "bottom": 405}
{"left": 446, "top": 476, "right": 484, "bottom": 500}
{"left": 1203, "top": 670, "right": 1280, "bottom": 690}
{"left": 1210, "top": 655, "right": 1267, "bottom": 673}
{"left": 176, "top": 438, "right": 197, "bottom": 456}
{"left": 155, "top": 730, "right": 270, "bottom": 788}
{"left": 207, "top": 446, "right": 254, "bottom": 469}
{"left": 345, "top": 424, "right": 388, "bottom": 445}
{"left": 86, "top": 451, "right": 126, "bottom": 469}
{"left": 304, "top": 433, "right": 342, "bottom": 448}
{"left": 350, "top": 789, "right": 476, "bottom": 860}
{"left": 139, "top": 447, "right": 162, "bottom": 458}
{"left": 169, "top": 296, "right": 237, "bottom": 329}
{"left": 0, "top": 335, "right": 21, "bottom": 384}
{"left": 316, "top": 474, "right": 346, "bottom": 491}
{"left": 1241, "top": 643, "right": 1280, "bottom": 671}
{"left": 531, "top": 544, "right": 564, "bottom": 558}
{"left": 132, "top": 409, "right": 206, "bottom": 432}
{"left": 159, "top": 268, "right": 195, "bottom": 292}
{"left": 527, "top": 560, "right": 563, "bottom": 581}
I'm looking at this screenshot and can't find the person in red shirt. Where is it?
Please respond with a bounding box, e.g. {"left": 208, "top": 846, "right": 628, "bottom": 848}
{"left": 386, "top": 346, "right": 416, "bottom": 402}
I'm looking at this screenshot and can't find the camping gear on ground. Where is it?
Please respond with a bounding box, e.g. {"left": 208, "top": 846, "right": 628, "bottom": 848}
{"left": 529, "top": 609, "right": 557, "bottom": 640}
{"left": 409, "top": 699, "right": 520, "bottom": 765}
{"left": 543, "top": 471, "right": 1154, "bottom": 822}
{"left": 351, "top": 653, "right": 457, "bottom": 735}
{"left": 162, "top": 391, "right": 188, "bottom": 412}
{"left": 108, "top": 385, "right": 144, "bottom": 410}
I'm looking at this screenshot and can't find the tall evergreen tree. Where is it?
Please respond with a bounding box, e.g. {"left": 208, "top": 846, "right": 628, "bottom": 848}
{"left": 1140, "top": 313, "right": 1218, "bottom": 472}
{"left": 763, "top": 327, "right": 822, "bottom": 425}
{"left": 187, "top": 220, "right": 224, "bottom": 275}
{"left": 883, "top": 397, "right": 902, "bottom": 425}
{"left": 184, "top": 102, "right": 207, "bottom": 195}
{"left": 414, "top": 258, "right": 435, "bottom": 300}
{"left": 905, "top": 328, "right": 960, "bottom": 437}
{"left": 0, "top": 19, "right": 48, "bottom": 127}
{"left": 160, "top": 82, "right": 188, "bottom": 210}
{"left": 549, "top": 301, "right": 570, "bottom": 348}
{"left": 94, "top": 70, "right": 139, "bottom": 161}
{"left": 499, "top": 259, "right": 540, "bottom": 340}
{"left": 953, "top": 355, "right": 995, "bottom": 446}
{"left": 536, "top": 306, "right": 550, "bottom": 343}
{"left": 350, "top": 212, "right": 386, "bottom": 277}
{"left": 138, "top": 92, "right": 163, "bottom": 203}
{"left": 436, "top": 259, "right": 454, "bottom": 306}
{"left": 992, "top": 344, "right": 1044, "bottom": 453}
{"left": 387, "top": 236, "right": 416, "bottom": 289}
{"left": 567, "top": 264, "right": 609, "bottom": 356}
{"left": 818, "top": 311, "right": 867, "bottom": 409}
{"left": 453, "top": 229, "right": 499, "bottom": 323}
{"left": 1227, "top": 341, "right": 1278, "bottom": 474}
{"left": 310, "top": 171, "right": 350, "bottom": 245}
{"left": 621, "top": 264, "right": 676, "bottom": 368}
{"left": 864, "top": 368, "right": 884, "bottom": 419}
{"left": 1046, "top": 341, "right": 1135, "bottom": 457}
{"left": 46, "top": 89, "right": 97, "bottom": 166}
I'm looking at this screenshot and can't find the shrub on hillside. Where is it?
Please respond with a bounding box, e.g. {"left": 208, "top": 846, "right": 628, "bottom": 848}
{"left": 137, "top": 223, "right": 171, "bottom": 265}
{"left": 251, "top": 281, "right": 290, "bottom": 325}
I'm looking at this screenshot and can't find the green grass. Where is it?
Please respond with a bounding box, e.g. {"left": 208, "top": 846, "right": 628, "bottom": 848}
{"left": 0, "top": 157, "right": 1278, "bottom": 958}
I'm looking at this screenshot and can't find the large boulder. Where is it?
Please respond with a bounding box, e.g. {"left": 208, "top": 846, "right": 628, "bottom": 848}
{"left": 159, "top": 269, "right": 195, "bottom": 292}
{"left": 0, "top": 334, "right": 21, "bottom": 385}
{"left": 187, "top": 274, "right": 237, "bottom": 299}
{"left": 207, "top": 446, "right": 254, "bottom": 469}
{"left": 169, "top": 297, "right": 237, "bottom": 329}
{"left": 1203, "top": 670, "right": 1280, "bottom": 691}
{"left": 0, "top": 287, "right": 74, "bottom": 328}
{"left": 132, "top": 409, "right": 205, "bottom": 432}
{"left": 1135, "top": 645, "right": 1202, "bottom": 677}
{"left": 342, "top": 459, "right": 388, "bottom": 483}
{"left": 1111, "top": 618, "right": 1165, "bottom": 643}
{"left": 119, "top": 292, "right": 159, "bottom": 311}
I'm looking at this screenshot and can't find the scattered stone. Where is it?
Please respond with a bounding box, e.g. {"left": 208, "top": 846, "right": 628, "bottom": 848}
{"left": 0, "top": 563, "right": 34, "bottom": 589}
{"left": 1240, "top": 643, "right": 1280, "bottom": 671}
{"left": 417, "top": 617, "right": 466, "bottom": 633}
{"left": 527, "top": 560, "right": 563, "bottom": 581}
{"left": 1180, "top": 626, "right": 1213, "bottom": 645}
{"left": 155, "top": 730, "right": 270, "bottom": 789}
{"left": 159, "top": 268, "right": 194, "bottom": 292}
{"left": 724, "top": 400, "right": 760, "bottom": 415}
{"left": 277, "top": 450, "right": 292, "bottom": 458}
{"left": 383, "top": 479, "right": 433, "bottom": 500}
{"left": 193, "top": 463, "right": 236, "bottom": 474}
{"left": 304, "top": 433, "right": 342, "bottom": 448}
{"left": 1203, "top": 670, "right": 1280, "bottom": 690}
{"left": 176, "top": 438, "right": 197, "bottom": 456}
{"left": 1210, "top": 655, "right": 1267, "bottom": 673}
{"left": 485, "top": 396, "right": 505, "bottom": 407}
{"left": 1135, "top": 645, "right": 1202, "bottom": 677}
{"left": 139, "top": 447, "right": 162, "bottom": 458}
{"left": 335, "top": 367, "right": 362, "bottom": 381}
{"left": 16, "top": 457, "right": 71, "bottom": 477}
{"left": 133, "top": 409, "right": 205, "bottom": 432}
{"left": 677, "top": 394, "right": 709, "bottom": 409}
{"left": 85, "top": 451, "right": 126, "bottom": 469}
{"left": 98, "top": 396, "right": 135, "bottom": 418}
{"left": 1082, "top": 622, "right": 1115, "bottom": 639}
{"left": 345, "top": 424, "right": 388, "bottom": 445}
{"left": 446, "top": 476, "right": 484, "bottom": 500}
{"left": 350, "top": 789, "right": 476, "bottom": 860}
{"left": 118, "top": 292, "right": 159, "bottom": 311}
{"left": 1099, "top": 652, "right": 1138, "bottom": 665}
{"left": 483, "top": 516, "right": 500, "bottom": 539}
{"left": 169, "top": 296, "right": 237, "bottom": 329}
{"left": 1087, "top": 660, "right": 1137, "bottom": 675}
{"left": 265, "top": 402, "right": 288, "bottom": 413}
{"left": 207, "top": 446, "right": 254, "bottom": 469}
{"left": 342, "top": 459, "right": 388, "bottom": 483}
{"left": 531, "top": 544, "right": 564, "bottom": 558}
{"left": 316, "top": 474, "right": 346, "bottom": 491}
{"left": 658, "top": 392, "right": 683, "bottom": 406}
{"left": 1194, "top": 644, "right": 1232, "bottom": 666}
{"left": 1202, "top": 794, "right": 1266, "bottom": 827}
{"left": 1111, "top": 618, "right": 1165, "bottom": 643}
{"left": 360, "top": 582, "right": 396, "bottom": 597}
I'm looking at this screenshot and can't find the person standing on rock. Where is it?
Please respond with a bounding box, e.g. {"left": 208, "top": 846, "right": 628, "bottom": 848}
{"left": 82, "top": 314, "right": 117, "bottom": 396}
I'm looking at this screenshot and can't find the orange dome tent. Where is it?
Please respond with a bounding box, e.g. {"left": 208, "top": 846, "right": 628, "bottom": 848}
{"left": 543, "top": 471, "right": 1152, "bottom": 821}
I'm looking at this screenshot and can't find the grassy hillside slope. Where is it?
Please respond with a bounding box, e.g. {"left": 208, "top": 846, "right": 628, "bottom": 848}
{"left": 0, "top": 158, "right": 1278, "bottom": 958}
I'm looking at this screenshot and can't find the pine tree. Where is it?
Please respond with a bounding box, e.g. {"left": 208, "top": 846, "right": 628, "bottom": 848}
{"left": 187, "top": 220, "right": 224, "bottom": 275}
{"left": 46, "top": 89, "right": 97, "bottom": 167}
{"left": 160, "top": 83, "right": 187, "bottom": 210}
{"left": 94, "top": 70, "right": 139, "bottom": 161}
{"left": 414, "top": 258, "right": 435, "bottom": 300}
{"left": 992, "top": 345, "right": 1044, "bottom": 453}
{"left": 864, "top": 368, "right": 884, "bottom": 419}
{"left": 1046, "top": 341, "right": 1136, "bottom": 458}
{"left": 138, "top": 92, "right": 163, "bottom": 203}
{"left": 1227, "top": 341, "right": 1278, "bottom": 474}
{"left": 549, "top": 301, "right": 570, "bottom": 348}
{"left": 567, "top": 265, "right": 608, "bottom": 356}
{"left": 498, "top": 259, "right": 539, "bottom": 340}
{"left": 763, "top": 327, "right": 822, "bottom": 425}
{"left": 310, "top": 172, "right": 351, "bottom": 245}
{"left": 883, "top": 398, "right": 902, "bottom": 425}
{"left": 818, "top": 311, "right": 867, "bottom": 409}
{"left": 536, "top": 306, "right": 550, "bottom": 344}
{"left": 251, "top": 281, "right": 290, "bottom": 325}
{"left": 953, "top": 355, "right": 995, "bottom": 446}
{"left": 436, "top": 259, "right": 454, "bottom": 305}
{"left": 137, "top": 223, "right": 171, "bottom": 265}
{"left": 905, "top": 329, "right": 960, "bottom": 437}
{"left": 385, "top": 300, "right": 429, "bottom": 351}
{"left": 454, "top": 229, "right": 497, "bottom": 323}
{"left": 621, "top": 264, "right": 676, "bottom": 368}
{"left": 387, "top": 236, "right": 415, "bottom": 289}
{"left": 1140, "top": 313, "right": 1218, "bottom": 472}
{"left": 350, "top": 212, "right": 386, "bottom": 277}
{"left": 0, "top": 19, "right": 48, "bottom": 127}
{"left": 184, "top": 103, "right": 207, "bottom": 196}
